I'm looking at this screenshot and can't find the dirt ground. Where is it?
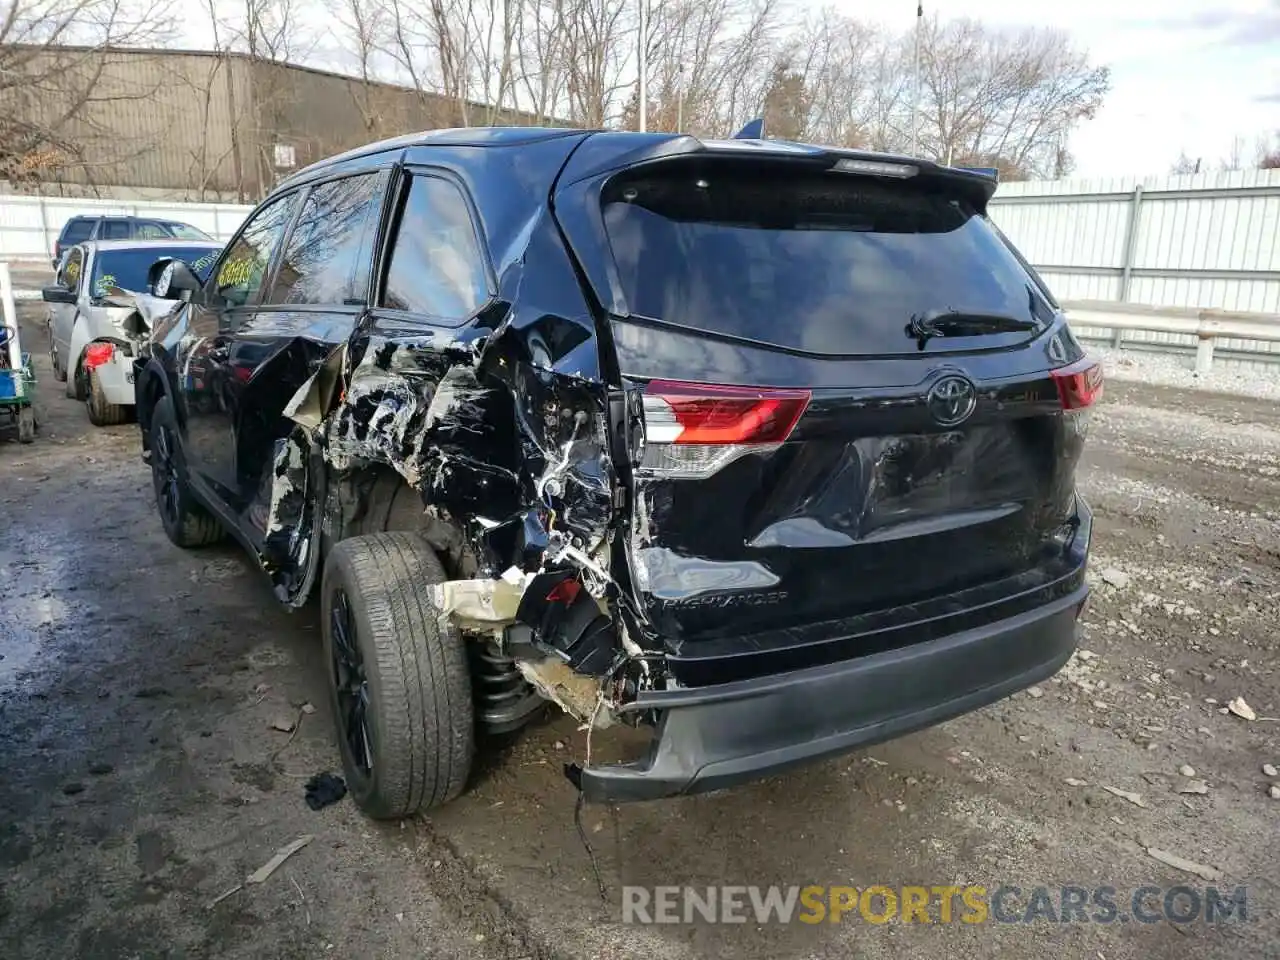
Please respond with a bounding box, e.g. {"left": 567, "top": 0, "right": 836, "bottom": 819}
{"left": 1, "top": 296, "right": 1277, "bottom": 960}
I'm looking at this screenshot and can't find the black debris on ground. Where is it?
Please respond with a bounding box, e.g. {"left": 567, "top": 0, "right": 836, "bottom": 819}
{"left": 304, "top": 773, "right": 347, "bottom": 811}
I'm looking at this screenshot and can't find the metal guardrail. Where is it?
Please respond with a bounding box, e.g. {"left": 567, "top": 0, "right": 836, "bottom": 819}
{"left": 1064, "top": 300, "right": 1280, "bottom": 374}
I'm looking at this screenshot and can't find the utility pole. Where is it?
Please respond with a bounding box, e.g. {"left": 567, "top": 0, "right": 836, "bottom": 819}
{"left": 911, "top": 2, "right": 922, "bottom": 157}
{"left": 638, "top": 0, "right": 648, "bottom": 132}
{"left": 676, "top": 64, "right": 684, "bottom": 132}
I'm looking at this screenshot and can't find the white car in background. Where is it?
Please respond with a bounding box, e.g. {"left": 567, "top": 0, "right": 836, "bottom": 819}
{"left": 43, "top": 239, "right": 221, "bottom": 425}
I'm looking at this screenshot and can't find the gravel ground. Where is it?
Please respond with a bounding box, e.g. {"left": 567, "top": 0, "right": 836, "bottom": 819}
{"left": 1, "top": 303, "right": 1278, "bottom": 960}
{"left": 1092, "top": 344, "right": 1280, "bottom": 402}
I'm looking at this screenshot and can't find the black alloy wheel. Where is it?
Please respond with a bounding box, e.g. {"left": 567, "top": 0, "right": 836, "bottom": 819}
{"left": 329, "top": 587, "right": 373, "bottom": 776}
{"left": 152, "top": 419, "right": 183, "bottom": 532}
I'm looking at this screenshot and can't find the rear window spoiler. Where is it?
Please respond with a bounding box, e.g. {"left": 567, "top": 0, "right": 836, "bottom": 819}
{"left": 954, "top": 166, "right": 1001, "bottom": 184}
{"left": 557, "top": 132, "right": 999, "bottom": 209}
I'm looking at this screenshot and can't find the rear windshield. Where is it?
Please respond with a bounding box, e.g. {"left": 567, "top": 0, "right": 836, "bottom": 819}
{"left": 91, "top": 245, "right": 221, "bottom": 299}
{"left": 61, "top": 219, "right": 95, "bottom": 243}
{"left": 602, "top": 164, "right": 1053, "bottom": 355}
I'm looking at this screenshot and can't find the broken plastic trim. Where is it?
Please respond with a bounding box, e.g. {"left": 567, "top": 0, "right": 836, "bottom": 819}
{"left": 262, "top": 307, "right": 642, "bottom": 703}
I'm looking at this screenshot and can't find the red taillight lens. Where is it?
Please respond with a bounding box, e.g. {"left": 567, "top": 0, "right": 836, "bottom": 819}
{"left": 642, "top": 380, "right": 811, "bottom": 445}
{"left": 1051, "top": 358, "right": 1104, "bottom": 411}
{"left": 83, "top": 342, "right": 115, "bottom": 371}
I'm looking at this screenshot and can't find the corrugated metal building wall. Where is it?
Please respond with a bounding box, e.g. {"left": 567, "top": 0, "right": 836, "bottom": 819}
{"left": 1, "top": 48, "right": 551, "bottom": 202}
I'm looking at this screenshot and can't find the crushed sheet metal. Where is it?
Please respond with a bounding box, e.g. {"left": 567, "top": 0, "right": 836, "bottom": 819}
{"left": 285, "top": 344, "right": 346, "bottom": 431}
{"left": 100, "top": 289, "right": 182, "bottom": 331}
{"left": 517, "top": 658, "right": 613, "bottom": 727}
{"left": 278, "top": 325, "right": 633, "bottom": 674}
{"left": 262, "top": 431, "right": 315, "bottom": 603}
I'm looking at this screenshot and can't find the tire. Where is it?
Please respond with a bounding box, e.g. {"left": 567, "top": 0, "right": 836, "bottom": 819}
{"left": 322, "top": 533, "right": 474, "bottom": 818}
{"left": 149, "top": 396, "right": 224, "bottom": 548}
{"left": 50, "top": 344, "right": 67, "bottom": 382}
{"left": 85, "top": 368, "right": 130, "bottom": 426}
{"left": 17, "top": 407, "right": 35, "bottom": 443}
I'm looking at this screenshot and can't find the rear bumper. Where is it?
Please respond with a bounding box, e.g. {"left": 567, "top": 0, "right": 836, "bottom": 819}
{"left": 578, "top": 582, "right": 1085, "bottom": 802}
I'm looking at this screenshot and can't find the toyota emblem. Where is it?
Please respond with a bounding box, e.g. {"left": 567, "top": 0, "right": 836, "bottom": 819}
{"left": 927, "top": 375, "right": 977, "bottom": 427}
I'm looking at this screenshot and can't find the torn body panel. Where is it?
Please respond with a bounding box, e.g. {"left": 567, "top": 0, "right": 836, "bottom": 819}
{"left": 262, "top": 209, "right": 635, "bottom": 718}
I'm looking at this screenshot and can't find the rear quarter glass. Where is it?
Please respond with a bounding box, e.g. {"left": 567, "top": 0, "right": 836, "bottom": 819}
{"left": 602, "top": 165, "right": 1053, "bottom": 357}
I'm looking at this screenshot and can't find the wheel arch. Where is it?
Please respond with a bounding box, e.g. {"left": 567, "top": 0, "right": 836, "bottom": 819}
{"left": 134, "top": 358, "right": 173, "bottom": 449}
{"left": 69, "top": 326, "right": 131, "bottom": 402}
{"left": 321, "top": 464, "right": 477, "bottom": 581}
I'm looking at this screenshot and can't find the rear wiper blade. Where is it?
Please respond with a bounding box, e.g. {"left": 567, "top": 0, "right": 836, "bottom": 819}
{"left": 906, "top": 310, "right": 1041, "bottom": 350}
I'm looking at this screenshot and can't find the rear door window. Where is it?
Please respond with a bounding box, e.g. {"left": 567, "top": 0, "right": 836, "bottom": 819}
{"left": 61, "top": 219, "right": 95, "bottom": 244}
{"left": 379, "top": 175, "right": 488, "bottom": 322}
{"left": 213, "top": 193, "right": 299, "bottom": 308}
{"left": 267, "top": 172, "right": 385, "bottom": 306}
{"left": 602, "top": 164, "right": 1051, "bottom": 356}
{"left": 101, "top": 220, "right": 131, "bottom": 240}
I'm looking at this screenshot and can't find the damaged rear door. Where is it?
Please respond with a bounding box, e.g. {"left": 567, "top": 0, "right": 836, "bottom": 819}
{"left": 557, "top": 152, "right": 1095, "bottom": 681}
{"left": 227, "top": 169, "right": 390, "bottom": 526}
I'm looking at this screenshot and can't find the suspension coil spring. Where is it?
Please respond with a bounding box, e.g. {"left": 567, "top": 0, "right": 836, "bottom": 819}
{"left": 470, "top": 640, "right": 537, "bottom": 730}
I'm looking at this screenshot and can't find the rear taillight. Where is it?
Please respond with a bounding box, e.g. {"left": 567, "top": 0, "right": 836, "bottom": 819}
{"left": 639, "top": 380, "right": 810, "bottom": 479}
{"left": 1051, "top": 357, "right": 1104, "bottom": 411}
{"left": 83, "top": 342, "right": 115, "bottom": 371}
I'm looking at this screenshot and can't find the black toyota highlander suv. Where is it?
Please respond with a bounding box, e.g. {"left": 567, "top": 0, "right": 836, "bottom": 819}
{"left": 132, "top": 127, "right": 1099, "bottom": 819}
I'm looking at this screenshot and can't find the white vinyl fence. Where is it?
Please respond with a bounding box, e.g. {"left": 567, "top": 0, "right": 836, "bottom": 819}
{"left": 0, "top": 194, "right": 252, "bottom": 261}
{"left": 989, "top": 168, "right": 1280, "bottom": 362}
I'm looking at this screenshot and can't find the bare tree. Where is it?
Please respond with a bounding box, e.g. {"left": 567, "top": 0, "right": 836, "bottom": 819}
{"left": 467, "top": 0, "right": 519, "bottom": 124}
{"left": 1255, "top": 132, "right": 1280, "bottom": 169}
{"left": 514, "top": 0, "right": 571, "bottom": 124}
{"left": 216, "top": 0, "right": 316, "bottom": 197}
{"left": 329, "top": 0, "right": 391, "bottom": 137}
{"left": 0, "top": 0, "right": 178, "bottom": 189}
{"left": 561, "top": 0, "right": 630, "bottom": 127}
{"left": 4, "top": 0, "right": 1119, "bottom": 195}
{"left": 169, "top": 0, "right": 245, "bottom": 200}
{"left": 1222, "top": 134, "right": 1246, "bottom": 171}
{"left": 915, "top": 17, "right": 1109, "bottom": 176}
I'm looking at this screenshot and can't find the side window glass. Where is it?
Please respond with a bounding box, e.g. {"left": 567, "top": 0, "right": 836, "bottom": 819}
{"left": 214, "top": 193, "right": 298, "bottom": 308}
{"left": 63, "top": 249, "right": 83, "bottom": 290}
{"left": 102, "top": 221, "right": 130, "bottom": 240}
{"left": 267, "top": 173, "right": 384, "bottom": 306}
{"left": 380, "top": 176, "right": 488, "bottom": 322}
{"left": 136, "top": 222, "right": 169, "bottom": 240}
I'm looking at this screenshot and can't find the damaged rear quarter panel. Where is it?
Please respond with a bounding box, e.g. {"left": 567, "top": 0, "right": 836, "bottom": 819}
{"left": 307, "top": 170, "right": 623, "bottom": 624}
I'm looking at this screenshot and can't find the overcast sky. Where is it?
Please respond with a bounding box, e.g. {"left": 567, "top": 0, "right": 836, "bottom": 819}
{"left": 842, "top": 0, "right": 1280, "bottom": 177}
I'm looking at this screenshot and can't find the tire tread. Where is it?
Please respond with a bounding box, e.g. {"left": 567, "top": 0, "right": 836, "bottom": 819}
{"left": 86, "top": 368, "right": 130, "bottom": 426}
{"left": 325, "top": 533, "right": 473, "bottom": 818}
